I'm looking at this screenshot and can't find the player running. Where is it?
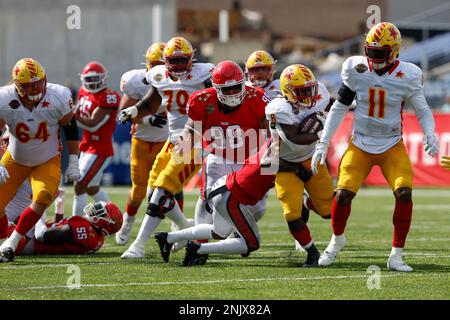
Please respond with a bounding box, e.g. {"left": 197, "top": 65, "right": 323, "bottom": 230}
{"left": 118, "top": 37, "right": 214, "bottom": 258}
{"left": 265, "top": 64, "right": 335, "bottom": 266}
{"left": 311, "top": 22, "right": 439, "bottom": 272}
{"left": 0, "top": 58, "right": 81, "bottom": 263}
{"left": 72, "top": 61, "right": 120, "bottom": 217}
{"left": 115, "top": 42, "right": 170, "bottom": 245}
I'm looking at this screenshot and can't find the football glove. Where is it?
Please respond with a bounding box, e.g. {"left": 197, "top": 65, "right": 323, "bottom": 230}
{"left": 117, "top": 106, "right": 138, "bottom": 124}
{"left": 149, "top": 113, "right": 167, "bottom": 128}
{"left": 311, "top": 142, "right": 329, "bottom": 175}
{"left": 423, "top": 134, "right": 438, "bottom": 158}
{"left": 440, "top": 156, "right": 450, "bottom": 170}
{"left": 64, "top": 155, "right": 81, "bottom": 183}
{"left": 0, "top": 163, "right": 10, "bottom": 185}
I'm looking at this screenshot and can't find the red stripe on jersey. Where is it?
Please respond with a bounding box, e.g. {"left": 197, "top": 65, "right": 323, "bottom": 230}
{"left": 226, "top": 194, "right": 259, "bottom": 252}
{"left": 80, "top": 156, "right": 107, "bottom": 187}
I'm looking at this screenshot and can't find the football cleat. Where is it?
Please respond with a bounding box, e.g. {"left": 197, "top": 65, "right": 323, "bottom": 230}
{"left": 183, "top": 241, "right": 209, "bottom": 267}
{"left": 303, "top": 244, "right": 320, "bottom": 268}
{"left": 318, "top": 234, "right": 347, "bottom": 267}
{"left": 0, "top": 247, "right": 14, "bottom": 263}
{"left": 121, "top": 241, "right": 145, "bottom": 259}
{"left": 387, "top": 254, "right": 413, "bottom": 272}
{"left": 155, "top": 232, "right": 173, "bottom": 263}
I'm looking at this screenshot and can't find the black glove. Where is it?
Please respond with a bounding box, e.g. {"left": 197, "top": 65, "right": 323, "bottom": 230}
{"left": 149, "top": 113, "right": 167, "bottom": 128}
{"left": 296, "top": 164, "right": 312, "bottom": 182}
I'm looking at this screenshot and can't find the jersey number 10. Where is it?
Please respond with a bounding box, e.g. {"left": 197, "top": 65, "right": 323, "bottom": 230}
{"left": 368, "top": 87, "right": 386, "bottom": 118}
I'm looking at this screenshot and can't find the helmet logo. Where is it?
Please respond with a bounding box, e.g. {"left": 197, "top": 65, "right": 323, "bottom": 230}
{"left": 389, "top": 27, "right": 398, "bottom": 40}
{"left": 14, "top": 66, "right": 20, "bottom": 77}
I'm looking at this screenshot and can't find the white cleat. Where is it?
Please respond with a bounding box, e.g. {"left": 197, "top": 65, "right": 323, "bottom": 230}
{"left": 318, "top": 234, "right": 347, "bottom": 267}
{"left": 387, "top": 255, "right": 413, "bottom": 272}
{"left": 121, "top": 241, "right": 145, "bottom": 259}
{"left": 115, "top": 219, "right": 134, "bottom": 245}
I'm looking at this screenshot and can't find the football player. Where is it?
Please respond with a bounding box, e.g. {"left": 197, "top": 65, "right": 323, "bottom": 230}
{"left": 115, "top": 42, "right": 170, "bottom": 245}
{"left": 440, "top": 156, "right": 450, "bottom": 170}
{"left": 154, "top": 139, "right": 278, "bottom": 266}
{"left": 118, "top": 37, "right": 214, "bottom": 258}
{"left": 265, "top": 64, "right": 335, "bottom": 266}
{"left": 156, "top": 61, "right": 270, "bottom": 263}
{"left": 72, "top": 62, "right": 120, "bottom": 217}
{"left": 245, "top": 50, "right": 281, "bottom": 98}
{"left": 11, "top": 201, "right": 122, "bottom": 256}
{"left": 311, "top": 22, "right": 438, "bottom": 272}
{"left": 0, "top": 58, "right": 81, "bottom": 263}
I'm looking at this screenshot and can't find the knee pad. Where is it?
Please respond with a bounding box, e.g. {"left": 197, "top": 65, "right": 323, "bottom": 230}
{"left": 146, "top": 190, "right": 175, "bottom": 219}
{"left": 34, "top": 189, "right": 54, "bottom": 206}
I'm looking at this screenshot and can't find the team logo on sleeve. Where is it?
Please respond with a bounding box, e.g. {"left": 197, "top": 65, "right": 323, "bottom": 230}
{"left": 355, "top": 64, "right": 368, "bottom": 73}
{"left": 206, "top": 104, "right": 215, "bottom": 114}
{"left": 9, "top": 100, "right": 20, "bottom": 109}
{"left": 153, "top": 73, "right": 164, "bottom": 82}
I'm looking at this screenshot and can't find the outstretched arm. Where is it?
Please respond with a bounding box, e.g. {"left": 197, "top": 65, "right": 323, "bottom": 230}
{"left": 117, "top": 87, "right": 162, "bottom": 123}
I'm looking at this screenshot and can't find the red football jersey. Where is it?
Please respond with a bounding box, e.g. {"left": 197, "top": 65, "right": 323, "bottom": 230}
{"left": 226, "top": 140, "right": 276, "bottom": 205}
{"left": 34, "top": 216, "right": 105, "bottom": 255}
{"left": 187, "top": 85, "right": 270, "bottom": 163}
{"left": 77, "top": 87, "right": 120, "bottom": 156}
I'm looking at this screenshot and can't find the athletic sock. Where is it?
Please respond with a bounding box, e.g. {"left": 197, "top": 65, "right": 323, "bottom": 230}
{"left": 392, "top": 200, "right": 413, "bottom": 248}
{"left": 72, "top": 193, "right": 87, "bottom": 216}
{"left": 125, "top": 203, "right": 139, "bottom": 217}
{"left": 289, "top": 222, "right": 312, "bottom": 247}
{"left": 197, "top": 238, "right": 248, "bottom": 255}
{"left": 134, "top": 214, "right": 162, "bottom": 246}
{"left": 167, "top": 224, "right": 213, "bottom": 244}
{"left": 91, "top": 189, "right": 109, "bottom": 202}
{"left": 166, "top": 202, "right": 190, "bottom": 229}
{"left": 331, "top": 198, "right": 351, "bottom": 236}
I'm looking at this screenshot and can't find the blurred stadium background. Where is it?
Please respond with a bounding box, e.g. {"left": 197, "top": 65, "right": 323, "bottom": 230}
{"left": 0, "top": 0, "right": 449, "bottom": 186}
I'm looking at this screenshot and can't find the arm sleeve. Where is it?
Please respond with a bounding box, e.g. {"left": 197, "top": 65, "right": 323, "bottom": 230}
{"left": 337, "top": 83, "right": 356, "bottom": 106}
{"left": 319, "top": 99, "right": 350, "bottom": 145}
{"left": 62, "top": 118, "right": 79, "bottom": 141}
{"left": 409, "top": 93, "right": 435, "bottom": 136}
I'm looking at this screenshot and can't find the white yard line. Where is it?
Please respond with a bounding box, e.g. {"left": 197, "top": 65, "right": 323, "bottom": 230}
{"left": 0, "top": 273, "right": 445, "bottom": 291}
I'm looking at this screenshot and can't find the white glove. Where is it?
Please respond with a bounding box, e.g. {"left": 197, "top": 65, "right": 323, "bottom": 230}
{"left": 311, "top": 142, "right": 329, "bottom": 175}
{"left": 0, "top": 163, "right": 9, "bottom": 185}
{"left": 117, "top": 106, "right": 138, "bottom": 124}
{"left": 423, "top": 134, "right": 438, "bottom": 158}
{"left": 65, "top": 155, "right": 80, "bottom": 183}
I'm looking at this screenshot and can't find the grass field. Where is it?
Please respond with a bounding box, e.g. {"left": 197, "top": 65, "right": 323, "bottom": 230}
{"left": 0, "top": 186, "right": 448, "bottom": 300}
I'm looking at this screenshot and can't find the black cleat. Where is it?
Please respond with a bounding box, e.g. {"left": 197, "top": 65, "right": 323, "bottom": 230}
{"left": 183, "top": 241, "right": 209, "bottom": 266}
{"left": 155, "top": 232, "right": 173, "bottom": 263}
{"left": 240, "top": 252, "right": 251, "bottom": 258}
{"left": 0, "top": 247, "right": 15, "bottom": 263}
{"left": 303, "top": 244, "right": 320, "bottom": 268}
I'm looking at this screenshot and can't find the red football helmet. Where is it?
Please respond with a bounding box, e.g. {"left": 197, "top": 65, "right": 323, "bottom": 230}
{"left": 83, "top": 201, "right": 123, "bottom": 236}
{"left": 80, "top": 61, "right": 107, "bottom": 93}
{"left": 212, "top": 61, "right": 246, "bottom": 107}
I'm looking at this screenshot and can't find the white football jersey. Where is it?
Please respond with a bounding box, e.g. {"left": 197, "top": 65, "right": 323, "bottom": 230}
{"left": 342, "top": 56, "right": 423, "bottom": 153}
{"left": 120, "top": 69, "right": 168, "bottom": 142}
{"left": 246, "top": 79, "right": 281, "bottom": 100}
{"left": 265, "top": 82, "right": 330, "bottom": 162}
{"left": 0, "top": 83, "right": 72, "bottom": 166}
{"left": 146, "top": 63, "right": 214, "bottom": 143}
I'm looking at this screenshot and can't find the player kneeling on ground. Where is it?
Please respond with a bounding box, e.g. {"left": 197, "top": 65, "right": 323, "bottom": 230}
{"left": 9, "top": 201, "right": 122, "bottom": 256}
